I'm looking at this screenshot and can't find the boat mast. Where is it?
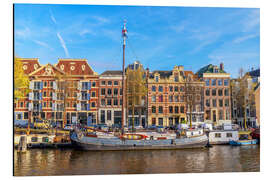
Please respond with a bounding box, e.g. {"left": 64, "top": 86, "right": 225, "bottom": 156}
{"left": 121, "top": 20, "right": 127, "bottom": 131}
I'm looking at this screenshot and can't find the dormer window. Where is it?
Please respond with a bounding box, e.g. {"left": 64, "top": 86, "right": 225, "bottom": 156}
{"left": 23, "top": 65, "right": 28, "bottom": 70}
{"left": 155, "top": 76, "right": 159, "bottom": 82}
{"left": 70, "top": 66, "right": 75, "bottom": 71}
{"left": 82, "top": 65, "right": 85, "bottom": 71}
{"left": 174, "top": 75, "right": 179, "bottom": 82}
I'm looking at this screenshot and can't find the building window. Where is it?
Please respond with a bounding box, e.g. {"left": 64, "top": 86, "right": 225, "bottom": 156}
{"left": 218, "top": 79, "right": 223, "bottom": 86}
{"left": 215, "top": 133, "right": 221, "bottom": 138}
{"left": 212, "top": 89, "right": 216, "bottom": 96}
{"left": 224, "top": 79, "right": 229, "bottom": 86}
{"left": 92, "top": 81, "right": 96, "bottom": 87}
{"left": 158, "top": 86, "right": 163, "bottom": 92}
{"left": 159, "top": 95, "right": 163, "bottom": 102}
{"left": 101, "top": 99, "right": 105, "bottom": 106}
{"left": 101, "top": 88, "right": 105, "bottom": 95}
{"left": 180, "top": 86, "right": 185, "bottom": 92}
{"left": 158, "top": 106, "right": 163, "bottom": 113}
{"left": 20, "top": 102, "right": 23, "bottom": 107}
{"left": 101, "top": 110, "right": 105, "bottom": 123}
{"left": 113, "top": 99, "right": 118, "bottom": 106}
{"left": 107, "top": 99, "right": 112, "bottom": 106}
{"left": 212, "top": 99, "right": 217, "bottom": 107}
{"left": 212, "top": 79, "right": 216, "bottom": 86}
{"left": 219, "top": 110, "right": 223, "bottom": 120}
{"left": 224, "top": 88, "right": 229, "bottom": 96}
{"left": 174, "top": 76, "right": 179, "bottom": 82}
{"left": 169, "top": 106, "right": 173, "bottom": 113}
{"left": 158, "top": 118, "right": 163, "bottom": 126}
{"left": 219, "top": 99, "right": 223, "bottom": 107}
{"left": 43, "top": 102, "right": 46, "bottom": 107}
{"left": 91, "top": 102, "right": 95, "bottom": 107}
{"left": 174, "top": 86, "right": 178, "bottom": 92}
{"left": 50, "top": 81, "right": 53, "bottom": 87}
{"left": 206, "top": 110, "right": 211, "bottom": 120}
{"left": 91, "top": 91, "right": 96, "bottom": 97}
{"left": 151, "top": 95, "right": 156, "bottom": 102}
{"left": 44, "top": 81, "right": 47, "bottom": 87}
{"left": 174, "top": 106, "right": 179, "bottom": 113}
{"left": 114, "top": 81, "right": 118, "bottom": 86}
{"left": 43, "top": 91, "right": 46, "bottom": 97}
{"left": 174, "top": 95, "right": 179, "bottom": 102}
{"left": 206, "top": 89, "right": 210, "bottom": 96}
{"left": 24, "top": 112, "right": 28, "bottom": 119}
{"left": 205, "top": 79, "right": 210, "bottom": 86}
{"left": 101, "top": 81, "right": 106, "bottom": 86}
{"left": 120, "top": 88, "right": 123, "bottom": 95}
{"left": 152, "top": 86, "right": 156, "bottom": 92}
{"left": 113, "top": 88, "right": 118, "bottom": 96}
{"left": 107, "top": 88, "right": 112, "bottom": 95}
{"left": 50, "top": 92, "right": 53, "bottom": 97}
{"left": 26, "top": 102, "right": 29, "bottom": 108}
{"left": 180, "top": 95, "right": 184, "bottom": 102}
{"left": 108, "top": 81, "right": 112, "bottom": 86}
{"left": 152, "top": 106, "right": 156, "bottom": 113}
{"left": 169, "top": 95, "right": 173, "bottom": 102}
{"left": 180, "top": 106, "right": 185, "bottom": 113}
{"left": 107, "top": 110, "right": 111, "bottom": 121}
{"left": 226, "top": 109, "right": 230, "bottom": 120}
{"left": 120, "top": 99, "right": 122, "bottom": 105}
{"left": 152, "top": 118, "right": 156, "bottom": 125}
{"left": 155, "top": 76, "right": 159, "bottom": 82}
{"left": 225, "top": 99, "right": 229, "bottom": 107}
{"left": 169, "top": 86, "right": 173, "bottom": 92}
{"left": 226, "top": 133, "right": 232, "bottom": 138}
{"left": 218, "top": 89, "right": 223, "bottom": 96}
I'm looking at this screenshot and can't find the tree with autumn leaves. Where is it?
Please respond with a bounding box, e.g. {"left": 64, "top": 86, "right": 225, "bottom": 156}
{"left": 14, "top": 56, "right": 30, "bottom": 100}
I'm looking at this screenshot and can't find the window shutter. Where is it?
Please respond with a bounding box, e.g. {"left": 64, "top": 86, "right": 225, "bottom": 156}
{"left": 77, "top": 103, "right": 81, "bottom": 111}
{"left": 87, "top": 103, "right": 90, "bottom": 111}
{"left": 88, "top": 82, "right": 91, "bottom": 90}
{"left": 53, "top": 81, "right": 57, "bottom": 90}
{"left": 29, "top": 92, "right": 32, "bottom": 100}
{"left": 77, "top": 82, "right": 81, "bottom": 90}
{"left": 40, "top": 92, "right": 42, "bottom": 100}
{"left": 40, "top": 82, "right": 43, "bottom": 89}
{"left": 52, "top": 103, "right": 55, "bottom": 111}
{"left": 29, "top": 81, "right": 34, "bottom": 89}
{"left": 28, "top": 103, "right": 32, "bottom": 111}
{"left": 52, "top": 93, "right": 56, "bottom": 100}
{"left": 39, "top": 103, "right": 42, "bottom": 111}
{"left": 87, "top": 93, "right": 90, "bottom": 100}
{"left": 77, "top": 93, "right": 81, "bottom": 100}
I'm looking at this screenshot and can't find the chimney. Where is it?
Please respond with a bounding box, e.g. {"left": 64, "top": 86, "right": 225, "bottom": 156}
{"left": 220, "top": 62, "right": 224, "bottom": 71}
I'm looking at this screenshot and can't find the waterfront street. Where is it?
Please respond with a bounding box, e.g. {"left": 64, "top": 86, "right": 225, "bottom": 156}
{"left": 14, "top": 145, "right": 260, "bottom": 176}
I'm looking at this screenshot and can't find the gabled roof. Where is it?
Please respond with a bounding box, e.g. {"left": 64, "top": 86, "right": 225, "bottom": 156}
{"left": 196, "top": 64, "right": 226, "bottom": 78}
{"left": 101, "top": 70, "right": 123, "bottom": 76}
{"left": 55, "top": 59, "right": 96, "bottom": 76}
{"left": 29, "top": 63, "right": 65, "bottom": 76}
{"left": 18, "top": 58, "right": 41, "bottom": 75}
{"left": 149, "top": 71, "right": 173, "bottom": 79}
{"left": 248, "top": 68, "right": 260, "bottom": 77}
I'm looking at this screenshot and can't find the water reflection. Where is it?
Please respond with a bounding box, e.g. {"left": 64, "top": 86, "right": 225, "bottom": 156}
{"left": 14, "top": 145, "right": 260, "bottom": 176}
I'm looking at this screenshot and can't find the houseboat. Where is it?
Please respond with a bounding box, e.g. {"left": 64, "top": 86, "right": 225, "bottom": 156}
{"left": 208, "top": 130, "right": 239, "bottom": 145}
{"left": 229, "top": 131, "right": 258, "bottom": 146}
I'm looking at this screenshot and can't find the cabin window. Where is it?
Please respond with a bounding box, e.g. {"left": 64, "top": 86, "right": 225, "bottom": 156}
{"left": 31, "top": 137, "right": 38, "bottom": 142}
{"left": 226, "top": 133, "right": 232, "bottom": 138}
{"left": 42, "top": 137, "right": 49, "bottom": 142}
{"left": 215, "top": 133, "right": 221, "bottom": 138}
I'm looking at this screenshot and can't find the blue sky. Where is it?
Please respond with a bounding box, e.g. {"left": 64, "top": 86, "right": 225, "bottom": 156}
{"left": 14, "top": 4, "right": 260, "bottom": 78}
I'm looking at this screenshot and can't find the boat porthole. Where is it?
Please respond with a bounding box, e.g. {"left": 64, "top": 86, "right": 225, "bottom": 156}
{"left": 133, "top": 144, "right": 136, "bottom": 147}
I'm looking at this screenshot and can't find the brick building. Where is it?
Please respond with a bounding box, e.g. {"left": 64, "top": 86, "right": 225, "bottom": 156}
{"left": 14, "top": 58, "right": 99, "bottom": 128}
{"left": 196, "top": 63, "right": 231, "bottom": 126}
{"left": 98, "top": 71, "right": 125, "bottom": 127}
{"left": 147, "top": 66, "right": 187, "bottom": 127}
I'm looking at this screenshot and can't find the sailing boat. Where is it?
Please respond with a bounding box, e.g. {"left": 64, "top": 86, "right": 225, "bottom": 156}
{"left": 70, "top": 21, "right": 208, "bottom": 151}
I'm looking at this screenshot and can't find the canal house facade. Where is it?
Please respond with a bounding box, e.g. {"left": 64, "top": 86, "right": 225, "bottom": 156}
{"left": 196, "top": 63, "right": 232, "bottom": 126}
{"left": 14, "top": 58, "right": 99, "bottom": 128}
{"left": 98, "top": 70, "right": 126, "bottom": 127}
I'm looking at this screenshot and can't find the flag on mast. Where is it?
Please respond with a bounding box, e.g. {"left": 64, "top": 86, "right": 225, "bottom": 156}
{"left": 122, "top": 20, "right": 127, "bottom": 37}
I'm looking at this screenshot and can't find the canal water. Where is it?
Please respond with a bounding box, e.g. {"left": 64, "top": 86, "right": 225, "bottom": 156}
{"left": 14, "top": 145, "right": 260, "bottom": 176}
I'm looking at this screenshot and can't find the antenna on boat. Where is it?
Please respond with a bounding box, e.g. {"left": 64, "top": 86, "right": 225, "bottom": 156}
{"left": 121, "top": 20, "right": 127, "bottom": 133}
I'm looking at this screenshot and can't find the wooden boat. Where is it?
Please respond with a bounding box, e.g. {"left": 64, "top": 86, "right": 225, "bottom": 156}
{"left": 70, "top": 128, "right": 208, "bottom": 151}
{"left": 229, "top": 132, "right": 258, "bottom": 146}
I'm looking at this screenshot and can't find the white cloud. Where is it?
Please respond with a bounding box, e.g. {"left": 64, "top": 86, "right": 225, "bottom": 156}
{"left": 15, "top": 27, "right": 30, "bottom": 39}
{"left": 79, "top": 29, "right": 96, "bottom": 36}
{"left": 233, "top": 33, "right": 259, "bottom": 44}
{"left": 242, "top": 9, "right": 260, "bottom": 32}
{"left": 57, "top": 32, "right": 69, "bottom": 57}
{"left": 50, "top": 10, "right": 57, "bottom": 25}
{"left": 32, "top": 40, "right": 53, "bottom": 50}
{"left": 92, "top": 16, "right": 109, "bottom": 25}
